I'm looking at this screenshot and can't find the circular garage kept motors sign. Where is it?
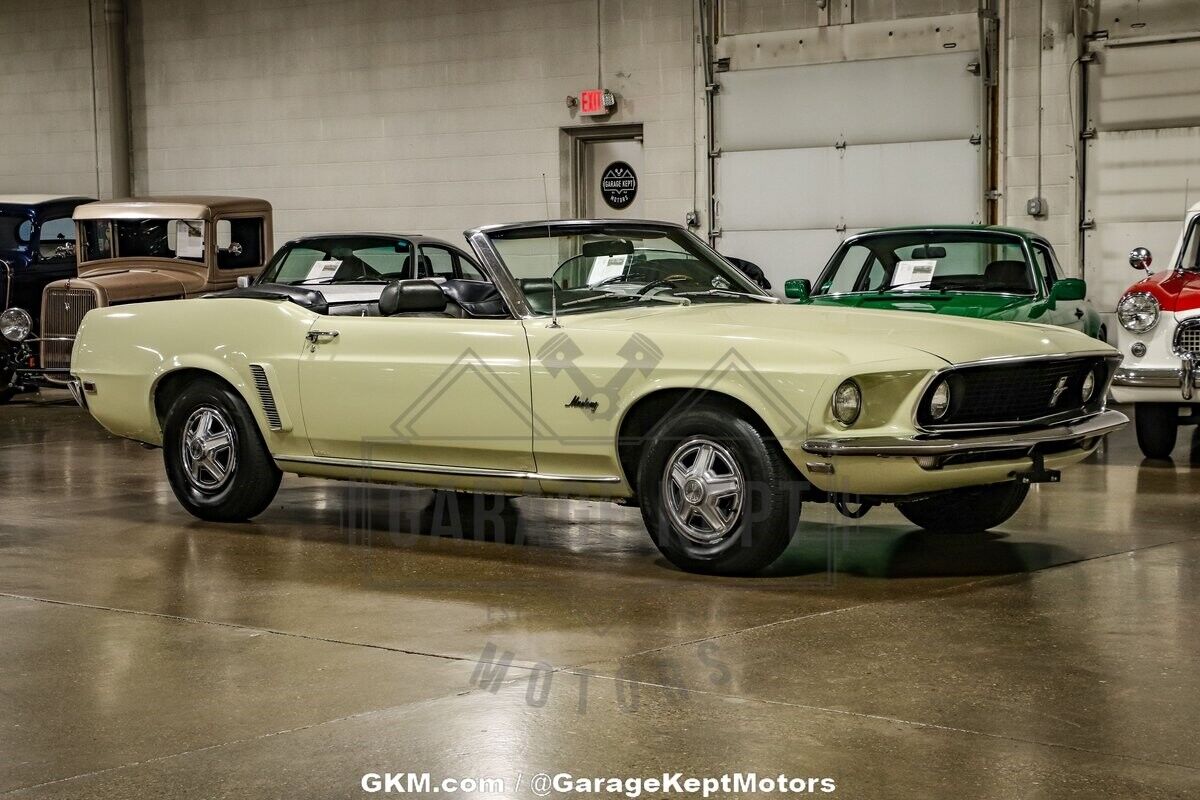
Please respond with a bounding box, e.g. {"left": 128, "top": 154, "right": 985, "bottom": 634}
{"left": 600, "top": 161, "right": 638, "bottom": 209}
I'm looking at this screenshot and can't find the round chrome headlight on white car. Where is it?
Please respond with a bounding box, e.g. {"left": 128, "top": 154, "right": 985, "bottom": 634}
{"left": 0, "top": 308, "right": 32, "bottom": 342}
{"left": 1117, "top": 292, "right": 1160, "bottom": 333}
{"left": 831, "top": 379, "right": 862, "bottom": 426}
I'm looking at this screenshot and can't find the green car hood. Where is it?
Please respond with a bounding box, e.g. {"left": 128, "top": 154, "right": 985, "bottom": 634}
{"left": 805, "top": 291, "right": 1034, "bottom": 321}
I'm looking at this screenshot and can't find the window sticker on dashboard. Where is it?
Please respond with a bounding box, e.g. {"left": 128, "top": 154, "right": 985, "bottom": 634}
{"left": 306, "top": 259, "right": 342, "bottom": 281}
{"left": 891, "top": 259, "right": 937, "bottom": 289}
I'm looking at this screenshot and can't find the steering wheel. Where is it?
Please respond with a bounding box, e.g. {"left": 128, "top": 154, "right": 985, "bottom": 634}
{"left": 637, "top": 274, "right": 692, "bottom": 295}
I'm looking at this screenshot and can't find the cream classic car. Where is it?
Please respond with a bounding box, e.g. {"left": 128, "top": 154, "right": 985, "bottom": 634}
{"left": 69, "top": 220, "right": 1128, "bottom": 575}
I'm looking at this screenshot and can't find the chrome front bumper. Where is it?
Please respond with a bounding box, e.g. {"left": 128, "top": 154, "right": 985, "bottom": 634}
{"left": 1112, "top": 361, "right": 1199, "bottom": 399}
{"left": 801, "top": 409, "right": 1129, "bottom": 458}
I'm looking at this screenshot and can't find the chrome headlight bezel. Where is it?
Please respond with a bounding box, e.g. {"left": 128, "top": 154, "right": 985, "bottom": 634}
{"left": 831, "top": 379, "right": 862, "bottom": 426}
{"left": 929, "top": 380, "right": 951, "bottom": 420}
{"left": 0, "top": 307, "right": 32, "bottom": 343}
{"left": 1117, "top": 291, "right": 1160, "bottom": 333}
{"left": 1081, "top": 370, "right": 1097, "bottom": 403}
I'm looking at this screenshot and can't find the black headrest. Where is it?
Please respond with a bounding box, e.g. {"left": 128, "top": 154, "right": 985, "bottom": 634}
{"left": 379, "top": 279, "right": 446, "bottom": 315}
{"left": 519, "top": 278, "right": 557, "bottom": 294}
{"left": 985, "top": 260, "right": 1030, "bottom": 289}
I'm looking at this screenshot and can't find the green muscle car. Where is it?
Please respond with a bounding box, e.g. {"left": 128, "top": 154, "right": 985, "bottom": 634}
{"left": 785, "top": 226, "right": 1105, "bottom": 340}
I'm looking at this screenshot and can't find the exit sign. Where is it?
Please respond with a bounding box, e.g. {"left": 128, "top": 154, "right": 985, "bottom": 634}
{"left": 579, "top": 88, "right": 615, "bottom": 116}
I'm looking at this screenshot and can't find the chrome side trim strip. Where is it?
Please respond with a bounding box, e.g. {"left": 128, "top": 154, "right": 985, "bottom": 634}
{"left": 802, "top": 409, "right": 1128, "bottom": 457}
{"left": 274, "top": 454, "right": 622, "bottom": 483}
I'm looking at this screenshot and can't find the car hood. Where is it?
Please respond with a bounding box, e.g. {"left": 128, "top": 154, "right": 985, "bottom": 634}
{"left": 806, "top": 292, "right": 1033, "bottom": 320}
{"left": 1123, "top": 270, "right": 1200, "bottom": 314}
{"left": 49, "top": 268, "right": 205, "bottom": 304}
{"left": 562, "top": 301, "right": 1107, "bottom": 366}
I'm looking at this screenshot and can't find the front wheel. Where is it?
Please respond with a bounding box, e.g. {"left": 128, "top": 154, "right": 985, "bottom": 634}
{"left": 163, "top": 378, "right": 281, "bottom": 521}
{"left": 0, "top": 365, "right": 16, "bottom": 405}
{"left": 638, "top": 406, "right": 801, "bottom": 575}
{"left": 1134, "top": 403, "right": 1178, "bottom": 459}
{"left": 896, "top": 481, "right": 1029, "bottom": 534}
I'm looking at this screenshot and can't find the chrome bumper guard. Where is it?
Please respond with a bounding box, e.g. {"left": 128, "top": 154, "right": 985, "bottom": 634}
{"left": 1113, "top": 360, "right": 1200, "bottom": 400}
{"left": 67, "top": 378, "right": 88, "bottom": 410}
{"left": 802, "top": 409, "right": 1129, "bottom": 458}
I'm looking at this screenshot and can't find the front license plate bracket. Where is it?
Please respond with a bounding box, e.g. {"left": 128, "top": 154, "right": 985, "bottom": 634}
{"left": 1014, "top": 452, "right": 1061, "bottom": 485}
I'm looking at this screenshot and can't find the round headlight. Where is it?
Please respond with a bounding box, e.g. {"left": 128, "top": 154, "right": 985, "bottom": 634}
{"left": 930, "top": 380, "right": 951, "bottom": 419}
{"left": 1117, "top": 292, "right": 1160, "bottom": 333}
{"left": 832, "top": 380, "right": 862, "bottom": 426}
{"left": 0, "top": 308, "right": 32, "bottom": 342}
{"left": 1081, "top": 370, "right": 1096, "bottom": 403}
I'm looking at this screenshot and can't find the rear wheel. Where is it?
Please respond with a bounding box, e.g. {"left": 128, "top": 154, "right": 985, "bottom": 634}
{"left": 637, "top": 406, "right": 801, "bottom": 575}
{"left": 1134, "top": 403, "right": 1178, "bottom": 459}
{"left": 896, "top": 480, "right": 1029, "bottom": 534}
{"left": 163, "top": 378, "right": 281, "bottom": 521}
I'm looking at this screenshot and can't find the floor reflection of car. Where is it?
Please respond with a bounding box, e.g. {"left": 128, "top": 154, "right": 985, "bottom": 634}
{"left": 0, "top": 195, "right": 94, "bottom": 401}
{"left": 70, "top": 220, "right": 1126, "bottom": 576}
{"left": 786, "top": 226, "right": 1104, "bottom": 340}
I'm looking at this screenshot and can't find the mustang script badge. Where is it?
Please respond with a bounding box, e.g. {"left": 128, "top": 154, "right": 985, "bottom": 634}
{"left": 565, "top": 395, "right": 600, "bottom": 413}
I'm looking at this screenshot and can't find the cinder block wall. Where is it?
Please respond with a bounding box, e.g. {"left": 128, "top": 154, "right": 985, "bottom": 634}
{"left": 0, "top": 0, "right": 111, "bottom": 197}
{"left": 126, "top": 0, "right": 702, "bottom": 246}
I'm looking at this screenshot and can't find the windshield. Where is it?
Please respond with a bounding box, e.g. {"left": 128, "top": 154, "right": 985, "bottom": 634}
{"left": 0, "top": 213, "right": 33, "bottom": 255}
{"left": 485, "top": 224, "right": 769, "bottom": 315}
{"left": 260, "top": 236, "right": 415, "bottom": 284}
{"left": 815, "top": 232, "right": 1036, "bottom": 296}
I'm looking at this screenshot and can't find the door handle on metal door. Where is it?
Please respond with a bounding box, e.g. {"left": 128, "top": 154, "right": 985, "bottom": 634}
{"left": 305, "top": 330, "right": 340, "bottom": 345}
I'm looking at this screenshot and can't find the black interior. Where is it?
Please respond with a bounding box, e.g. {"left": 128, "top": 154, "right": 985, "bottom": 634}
{"left": 214, "top": 278, "right": 509, "bottom": 319}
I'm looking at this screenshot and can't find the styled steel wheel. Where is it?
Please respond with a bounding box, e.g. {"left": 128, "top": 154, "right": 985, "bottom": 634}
{"left": 662, "top": 438, "right": 745, "bottom": 545}
{"left": 637, "top": 404, "right": 801, "bottom": 575}
{"left": 162, "top": 377, "right": 281, "bottom": 522}
{"left": 180, "top": 405, "right": 239, "bottom": 492}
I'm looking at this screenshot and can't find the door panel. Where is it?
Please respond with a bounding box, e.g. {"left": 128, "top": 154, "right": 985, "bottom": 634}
{"left": 297, "top": 316, "right": 534, "bottom": 472}
{"left": 584, "top": 138, "right": 644, "bottom": 218}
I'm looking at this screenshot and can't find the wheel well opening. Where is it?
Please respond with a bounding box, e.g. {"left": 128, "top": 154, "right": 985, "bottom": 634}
{"left": 153, "top": 369, "right": 237, "bottom": 430}
{"left": 616, "top": 388, "right": 778, "bottom": 496}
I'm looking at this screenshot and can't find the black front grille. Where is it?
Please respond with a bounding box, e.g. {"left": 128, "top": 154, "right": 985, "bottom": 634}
{"left": 917, "top": 356, "right": 1112, "bottom": 429}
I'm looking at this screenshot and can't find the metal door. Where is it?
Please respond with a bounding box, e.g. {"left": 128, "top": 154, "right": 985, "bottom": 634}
{"left": 584, "top": 138, "right": 645, "bottom": 218}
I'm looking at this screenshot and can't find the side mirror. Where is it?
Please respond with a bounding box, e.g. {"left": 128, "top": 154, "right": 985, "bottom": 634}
{"left": 236, "top": 275, "right": 251, "bottom": 288}
{"left": 784, "top": 278, "right": 811, "bottom": 301}
{"left": 1129, "top": 247, "right": 1152, "bottom": 272}
{"left": 1051, "top": 278, "right": 1086, "bottom": 302}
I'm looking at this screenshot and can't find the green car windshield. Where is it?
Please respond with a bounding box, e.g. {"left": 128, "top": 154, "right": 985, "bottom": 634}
{"left": 485, "top": 224, "right": 768, "bottom": 315}
{"left": 815, "top": 232, "right": 1037, "bottom": 297}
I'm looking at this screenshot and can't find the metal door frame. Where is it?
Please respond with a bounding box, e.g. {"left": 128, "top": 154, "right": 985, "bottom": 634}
{"left": 560, "top": 124, "right": 644, "bottom": 218}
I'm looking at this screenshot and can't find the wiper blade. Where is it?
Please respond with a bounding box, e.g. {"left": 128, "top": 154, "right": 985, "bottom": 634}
{"left": 674, "top": 289, "right": 778, "bottom": 303}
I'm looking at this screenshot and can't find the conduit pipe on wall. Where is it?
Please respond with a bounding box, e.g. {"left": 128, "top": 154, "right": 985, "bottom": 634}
{"left": 103, "top": 0, "right": 131, "bottom": 198}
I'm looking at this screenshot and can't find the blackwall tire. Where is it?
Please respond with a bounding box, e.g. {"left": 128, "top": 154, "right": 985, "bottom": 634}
{"left": 896, "top": 480, "right": 1030, "bottom": 534}
{"left": 637, "top": 406, "right": 801, "bottom": 576}
{"left": 0, "top": 366, "right": 15, "bottom": 405}
{"left": 1134, "top": 403, "right": 1178, "bottom": 460}
{"left": 163, "top": 378, "right": 281, "bottom": 522}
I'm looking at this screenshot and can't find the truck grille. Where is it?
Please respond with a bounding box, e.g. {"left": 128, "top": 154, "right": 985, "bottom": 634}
{"left": 1173, "top": 319, "right": 1200, "bottom": 357}
{"left": 40, "top": 287, "right": 100, "bottom": 370}
{"left": 916, "top": 355, "right": 1115, "bottom": 430}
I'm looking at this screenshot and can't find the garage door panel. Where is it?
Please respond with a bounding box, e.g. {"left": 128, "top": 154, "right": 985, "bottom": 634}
{"left": 720, "top": 228, "right": 862, "bottom": 296}
{"left": 841, "top": 140, "right": 982, "bottom": 227}
{"left": 718, "top": 51, "right": 981, "bottom": 151}
{"left": 1086, "top": 127, "right": 1200, "bottom": 223}
{"left": 1093, "top": 40, "right": 1200, "bottom": 131}
{"left": 1084, "top": 220, "right": 1182, "bottom": 314}
{"left": 718, "top": 148, "right": 843, "bottom": 230}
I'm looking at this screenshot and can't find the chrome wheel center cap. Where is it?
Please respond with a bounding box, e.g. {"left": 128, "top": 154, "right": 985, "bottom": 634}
{"left": 683, "top": 478, "right": 706, "bottom": 504}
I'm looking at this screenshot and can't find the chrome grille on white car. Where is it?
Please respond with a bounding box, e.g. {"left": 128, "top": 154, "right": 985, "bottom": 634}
{"left": 1173, "top": 319, "right": 1200, "bottom": 358}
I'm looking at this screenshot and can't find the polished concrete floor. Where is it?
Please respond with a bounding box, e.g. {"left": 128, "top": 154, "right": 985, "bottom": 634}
{"left": 1, "top": 393, "right": 1198, "bottom": 798}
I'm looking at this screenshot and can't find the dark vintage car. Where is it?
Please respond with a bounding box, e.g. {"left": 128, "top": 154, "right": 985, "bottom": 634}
{"left": 0, "top": 195, "right": 94, "bottom": 401}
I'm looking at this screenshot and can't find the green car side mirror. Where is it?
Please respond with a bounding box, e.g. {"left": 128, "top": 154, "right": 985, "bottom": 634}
{"left": 784, "top": 278, "right": 811, "bottom": 301}
{"left": 1051, "top": 278, "right": 1087, "bottom": 302}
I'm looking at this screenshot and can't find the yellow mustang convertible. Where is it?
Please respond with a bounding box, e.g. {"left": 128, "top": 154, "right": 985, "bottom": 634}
{"left": 69, "top": 220, "right": 1127, "bottom": 575}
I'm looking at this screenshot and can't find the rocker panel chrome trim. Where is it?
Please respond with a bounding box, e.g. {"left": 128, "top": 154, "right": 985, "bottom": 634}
{"left": 273, "top": 454, "right": 622, "bottom": 483}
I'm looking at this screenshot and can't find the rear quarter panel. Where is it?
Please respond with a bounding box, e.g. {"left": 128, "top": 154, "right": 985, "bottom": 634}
{"left": 71, "top": 297, "right": 317, "bottom": 450}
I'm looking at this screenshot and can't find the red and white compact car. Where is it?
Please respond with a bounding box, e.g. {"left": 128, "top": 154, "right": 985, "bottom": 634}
{"left": 1111, "top": 202, "right": 1200, "bottom": 458}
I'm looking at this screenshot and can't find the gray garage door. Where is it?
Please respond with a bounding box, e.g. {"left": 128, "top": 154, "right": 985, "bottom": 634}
{"left": 1083, "top": 36, "right": 1200, "bottom": 323}
{"left": 714, "top": 50, "right": 984, "bottom": 291}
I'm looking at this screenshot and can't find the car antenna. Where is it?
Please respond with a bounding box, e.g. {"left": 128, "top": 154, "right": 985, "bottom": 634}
{"left": 549, "top": 280, "right": 561, "bottom": 328}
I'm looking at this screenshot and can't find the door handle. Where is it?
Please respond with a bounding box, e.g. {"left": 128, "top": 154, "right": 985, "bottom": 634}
{"left": 1074, "top": 309, "right": 1084, "bottom": 319}
{"left": 305, "top": 330, "right": 340, "bottom": 345}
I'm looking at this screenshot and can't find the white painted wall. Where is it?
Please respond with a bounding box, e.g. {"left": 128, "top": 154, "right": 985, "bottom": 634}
{"left": 126, "top": 0, "right": 703, "bottom": 247}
